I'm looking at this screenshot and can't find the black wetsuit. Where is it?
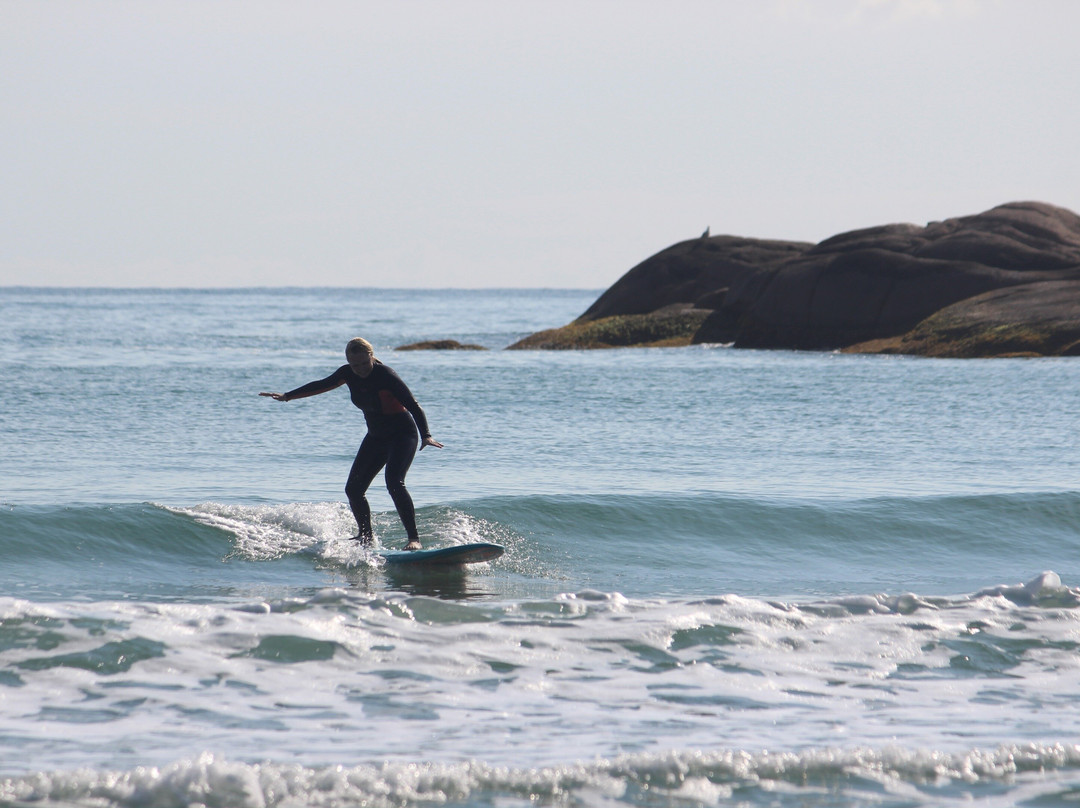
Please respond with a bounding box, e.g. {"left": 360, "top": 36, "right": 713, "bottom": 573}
{"left": 284, "top": 362, "right": 433, "bottom": 542}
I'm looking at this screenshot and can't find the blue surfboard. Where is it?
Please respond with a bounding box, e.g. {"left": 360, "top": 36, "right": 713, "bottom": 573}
{"left": 379, "top": 542, "right": 504, "bottom": 567}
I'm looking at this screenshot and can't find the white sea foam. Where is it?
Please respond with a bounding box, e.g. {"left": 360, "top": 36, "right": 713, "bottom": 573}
{"left": 175, "top": 502, "right": 355, "bottom": 560}
{"left": 4, "top": 745, "right": 1080, "bottom": 808}
{"left": 172, "top": 502, "right": 515, "bottom": 570}
{"left": 0, "top": 573, "right": 1078, "bottom": 779}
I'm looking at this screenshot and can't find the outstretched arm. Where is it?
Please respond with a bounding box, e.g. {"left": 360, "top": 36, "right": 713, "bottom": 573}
{"left": 260, "top": 368, "right": 347, "bottom": 402}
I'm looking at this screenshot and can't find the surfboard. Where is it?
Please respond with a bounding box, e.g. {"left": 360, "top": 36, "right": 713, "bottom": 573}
{"left": 379, "top": 542, "right": 504, "bottom": 567}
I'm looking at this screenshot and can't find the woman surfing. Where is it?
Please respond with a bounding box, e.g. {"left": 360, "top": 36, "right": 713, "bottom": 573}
{"left": 261, "top": 337, "right": 443, "bottom": 550}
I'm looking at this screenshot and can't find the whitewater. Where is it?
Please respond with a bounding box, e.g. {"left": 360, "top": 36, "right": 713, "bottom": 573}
{"left": 2, "top": 286, "right": 1080, "bottom": 807}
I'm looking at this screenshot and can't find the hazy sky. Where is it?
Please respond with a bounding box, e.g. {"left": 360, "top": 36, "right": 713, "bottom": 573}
{"left": 3, "top": 0, "right": 1078, "bottom": 288}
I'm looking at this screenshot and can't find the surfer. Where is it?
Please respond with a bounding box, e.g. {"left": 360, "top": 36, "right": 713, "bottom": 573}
{"left": 260, "top": 337, "right": 443, "bottom": 551}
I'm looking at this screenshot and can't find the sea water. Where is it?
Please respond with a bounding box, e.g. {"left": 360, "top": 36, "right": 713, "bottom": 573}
{"left": 2, "top": 286, "right": 1080, "bottom": 807}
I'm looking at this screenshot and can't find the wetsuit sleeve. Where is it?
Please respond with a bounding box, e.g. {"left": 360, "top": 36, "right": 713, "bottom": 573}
{"left": 283, "top": 365, "right": 349, "bottom": 401}
{"left": 383, "top": 366, "right": 433, "bottom": 439}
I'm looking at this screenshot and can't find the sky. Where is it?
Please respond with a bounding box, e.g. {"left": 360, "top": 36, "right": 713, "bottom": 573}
{"left": 2, "top": 0, "right": 1079, "bottom": 289}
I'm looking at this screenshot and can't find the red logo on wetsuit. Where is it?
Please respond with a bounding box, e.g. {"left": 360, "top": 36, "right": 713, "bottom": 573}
{"left": 378, "top": 390, "right": 407, "bottom": 414}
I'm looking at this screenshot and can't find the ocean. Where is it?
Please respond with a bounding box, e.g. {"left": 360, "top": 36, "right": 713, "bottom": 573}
{"left": 2, "top": 286, "right": 1080, "bottom": 807}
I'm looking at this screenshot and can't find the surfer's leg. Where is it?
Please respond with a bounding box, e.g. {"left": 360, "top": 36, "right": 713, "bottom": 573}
{"left": 345, "top": 436, "right": 388, "bottom": 542}
{"left": 384, "top": 429, "right": 419, "bottom": 544}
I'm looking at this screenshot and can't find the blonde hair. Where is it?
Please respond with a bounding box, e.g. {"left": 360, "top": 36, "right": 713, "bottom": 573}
{"left": 346, "top": 337, "right": 375, "bottom": 358}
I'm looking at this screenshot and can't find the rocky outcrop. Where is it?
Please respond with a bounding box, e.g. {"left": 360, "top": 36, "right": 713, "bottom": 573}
{"left": 506, "top": 235, "right": 810, "bottom": 349}
{"left": 843, "top": 280, "right": 1080, "bottom": 357}
{"left": 579, "top": 235, "right": 811, "bottom": 320}
{"left": 510, "top": 202, "right": 1080, "bottom": 356}
{"left": 507, "top": 305, "right": 711, "bottom": 349}
{"left": 395, "top": 339, "right": 487, "bottom": 351}
{"left": 701, "top": 202, "right": 1080, "bottom": 350}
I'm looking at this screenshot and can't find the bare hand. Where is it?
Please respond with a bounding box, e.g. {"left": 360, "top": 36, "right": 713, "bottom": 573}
{"left": 259, "top": 392, "right": 288, "bottom": 402}
{"left": 421, "top": 436, "right": 444, "bottom": 450}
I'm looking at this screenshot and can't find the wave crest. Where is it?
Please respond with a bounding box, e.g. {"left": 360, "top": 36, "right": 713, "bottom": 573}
{"left": 5, "top": 744, "right": 1080, "bottom": 808}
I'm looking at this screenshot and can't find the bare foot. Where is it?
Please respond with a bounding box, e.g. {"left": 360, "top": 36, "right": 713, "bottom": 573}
{"left": 404, "top": 540, "right": 422, "bottom": 551}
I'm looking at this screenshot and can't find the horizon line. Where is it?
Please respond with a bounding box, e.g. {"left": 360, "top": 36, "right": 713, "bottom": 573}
{"left": 0, "top": 284, "right": 606, "bottom": 293}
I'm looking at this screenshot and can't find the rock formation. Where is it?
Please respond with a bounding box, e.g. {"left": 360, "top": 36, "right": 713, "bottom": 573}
{"left": 509, "top": 202, "right": 1080, "bottom": 357}
{"left": 843, "top": 280, "right": 1080, "bottom": 358}
{"left": 395, "top": 339, "right": 487, "bottom": 351}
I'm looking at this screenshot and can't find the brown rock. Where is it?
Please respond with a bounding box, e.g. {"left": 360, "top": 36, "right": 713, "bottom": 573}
{"left": 578, "top": 235, "right": 811, "bottom": 321}
{"left": 698, "top": 202, "right": 1080, "bottom": 350}
{"left": 395, "top": 339, "right": 487, "bottom": 351}
{"left": 507, "top": 306, "right": 711, "bottom": 349}
{"left": 512, "top": 201, "right": 1080, "bottom": 358}
{"left": 844, "top": 280, "right": 1080, "bottom": 357}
